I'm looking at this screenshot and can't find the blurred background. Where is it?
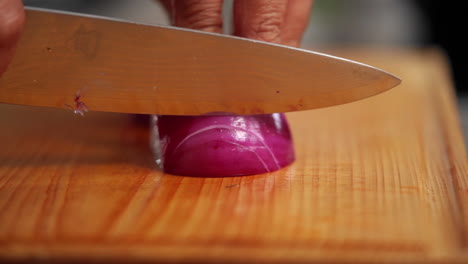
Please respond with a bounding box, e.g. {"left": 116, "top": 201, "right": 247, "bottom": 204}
{"left": 23, "top": 0, "right": 467, "bottom": 143}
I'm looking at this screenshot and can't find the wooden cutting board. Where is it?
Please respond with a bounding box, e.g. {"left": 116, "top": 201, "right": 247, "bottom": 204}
{"left": 0, "top": 48, "right": 467, "bottom": 263}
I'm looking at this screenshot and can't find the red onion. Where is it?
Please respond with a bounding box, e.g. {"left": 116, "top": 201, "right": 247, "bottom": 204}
{"left": 151, "top": 113, "right": 295, "bottom": 177}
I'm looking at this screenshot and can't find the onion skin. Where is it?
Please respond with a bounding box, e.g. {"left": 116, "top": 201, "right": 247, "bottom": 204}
{"left": 152, "top": 113, "right": 295, "bottom": 177}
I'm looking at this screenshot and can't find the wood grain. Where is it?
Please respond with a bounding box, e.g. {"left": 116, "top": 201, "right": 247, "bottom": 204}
{"left": 0, "top": 48, "right": 467, "bottom": 263}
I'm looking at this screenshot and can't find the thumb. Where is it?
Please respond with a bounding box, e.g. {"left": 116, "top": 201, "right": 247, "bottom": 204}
{"left": 0, "top": 0, "right": 25, "bottom": 75}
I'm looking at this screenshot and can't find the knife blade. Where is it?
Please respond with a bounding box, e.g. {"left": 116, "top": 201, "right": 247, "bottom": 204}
{"left": 0, "top": 7, "right": 401, "bottom": 115}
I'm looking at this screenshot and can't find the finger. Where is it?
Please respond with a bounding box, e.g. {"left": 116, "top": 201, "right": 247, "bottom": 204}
{"left": 233, "top": 0, "right": 288, "bottom": 43}
{"left": 160, "top": 0, "right": 224, "bottom": 33}
{"left": 282, "top": 0, "right": 313, "bottom": 47}
{"left": 0, "top": 0, "right": 25, "bottom": 75}
{"left": 233, "top": 0, "right": 313, "bottom": 47}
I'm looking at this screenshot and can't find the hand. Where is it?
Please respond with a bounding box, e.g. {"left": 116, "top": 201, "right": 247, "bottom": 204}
{"left": 160, "top": 0, "right": 313, "bottom": 47}
{"left": 0, "top": 0, "right": 25, "bottom": 76}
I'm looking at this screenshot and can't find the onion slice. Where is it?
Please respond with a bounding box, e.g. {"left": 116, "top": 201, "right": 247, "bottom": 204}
{"left": 151, "top": 113, "right": 295, "bottom": 177}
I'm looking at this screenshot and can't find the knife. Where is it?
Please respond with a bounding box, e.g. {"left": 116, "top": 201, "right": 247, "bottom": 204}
{"left": 0, "top": 7, "right": 401, "bottom": 115}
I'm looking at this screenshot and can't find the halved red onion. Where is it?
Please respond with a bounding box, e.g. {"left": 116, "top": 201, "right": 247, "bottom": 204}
{"left": 151, "top": 113, "right": 295, "bottom": 177}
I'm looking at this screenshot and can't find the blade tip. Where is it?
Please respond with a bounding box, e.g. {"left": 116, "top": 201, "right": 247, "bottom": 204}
{"left": 392, "top": 75, "right": 402, "bottom": 87}
{"left": 381, "top": 71, "right": 402, "bottom": 89}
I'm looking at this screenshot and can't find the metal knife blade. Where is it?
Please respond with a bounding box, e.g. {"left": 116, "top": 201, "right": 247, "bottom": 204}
{"left": 0, "top": 7, "right": 401, "bottom": 115}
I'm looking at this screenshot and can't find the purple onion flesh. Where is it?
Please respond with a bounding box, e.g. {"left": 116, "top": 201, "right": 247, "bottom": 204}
{"left": 151, "top": 113, "right": 295, "bottom": 177}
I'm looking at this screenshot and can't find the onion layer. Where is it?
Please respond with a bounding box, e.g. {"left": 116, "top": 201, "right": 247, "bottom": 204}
{"left": 151, "top": 113, "right": 295, "bottom": 177}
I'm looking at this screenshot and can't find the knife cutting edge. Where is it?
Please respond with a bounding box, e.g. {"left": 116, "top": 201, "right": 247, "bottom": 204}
{"left": 0, "top": 7, "right": 401, "bottom": 115}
